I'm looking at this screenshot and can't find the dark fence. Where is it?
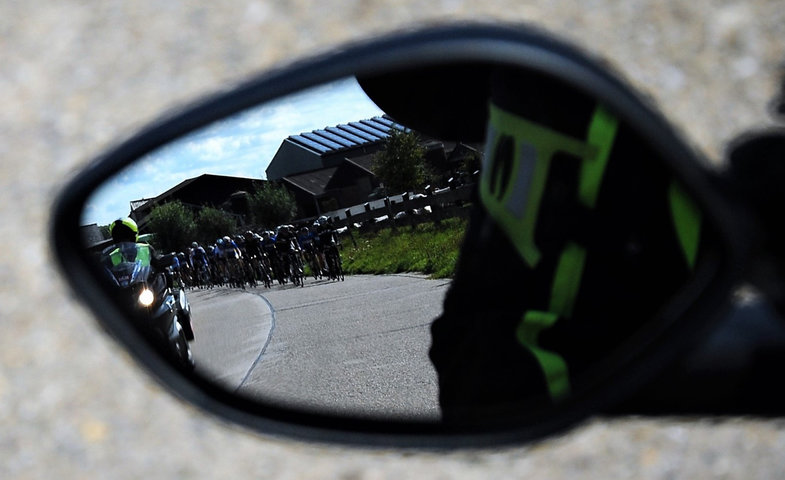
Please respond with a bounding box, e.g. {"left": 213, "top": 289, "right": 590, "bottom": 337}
{"left": 331, "top": 185, "right": 474, "bottom": 233}
{"left": 241, "top": 184, "right": 475, "bottom": 239}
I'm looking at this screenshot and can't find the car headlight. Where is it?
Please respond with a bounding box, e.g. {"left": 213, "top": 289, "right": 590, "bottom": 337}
{"left": 138, "top": 288, "right": 155, "bottom": 307}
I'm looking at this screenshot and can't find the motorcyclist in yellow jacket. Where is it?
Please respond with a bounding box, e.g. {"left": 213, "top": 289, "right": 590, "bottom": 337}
{"left": 102, "top": 217, "right": 158, "bottom": 270}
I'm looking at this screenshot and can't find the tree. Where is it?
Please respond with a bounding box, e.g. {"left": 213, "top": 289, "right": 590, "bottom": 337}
{"left": 372, "top": 129, "right": 428, "bottom": 195}
{"left": 248, "top": 182, "right": 298, "bottom": 228}
{"left": 195, "top": 206, "right": 237, "bottom": 246}
{"left": 146, "top": 200, "right": 196, "bottom": 252}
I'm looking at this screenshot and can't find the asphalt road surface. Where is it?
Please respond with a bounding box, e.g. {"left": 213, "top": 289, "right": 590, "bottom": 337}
{"left": 188, "top": 274, "right": 450, "bottom": 421}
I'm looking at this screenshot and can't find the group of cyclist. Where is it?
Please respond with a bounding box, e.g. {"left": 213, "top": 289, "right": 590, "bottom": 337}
{"left": 171, "top": 216, "right": 345, "bottom": 290}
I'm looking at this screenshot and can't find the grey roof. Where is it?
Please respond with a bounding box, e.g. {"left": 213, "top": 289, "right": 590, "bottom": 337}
{"left": 286, "top": 115, "right": 406, "bottom": 156}
{"left": 282, "top": 166, "right": 340, "bottom": 196}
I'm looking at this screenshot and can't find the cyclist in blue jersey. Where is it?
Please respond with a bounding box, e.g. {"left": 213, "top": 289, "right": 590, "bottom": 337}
{"left": 189, "top": 242, "right": 211, "bottom": 288}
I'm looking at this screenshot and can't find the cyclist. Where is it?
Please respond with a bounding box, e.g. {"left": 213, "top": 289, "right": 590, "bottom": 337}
{"left": 211, "top": 238, "right": 228, "bottom": 285}
{"left": 314, "top": 217, "right": 342, "bottom": 280}
{"left": 260, "top": 230, "right": 282, "bottom": 284}
{"left": 189, "top": 242, "right": 210, "bottom": 288}
{"left": 216, "top": 235, "right": 243, "bottom": 287}
{"left": 275, "top": 225, "right": 302, "bottom": 285}
{"left": 297, "top": 225, "right": 322, "bottom": 278}
{"left": 169, "top": 252, "right": 184, "bottom": 289}
{"left": 241, "top": 231, "right": 265, "bottom": 287}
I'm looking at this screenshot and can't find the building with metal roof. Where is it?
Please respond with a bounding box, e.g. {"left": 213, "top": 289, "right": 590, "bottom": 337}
{"left": 280, "top": 154, "right": 379, "bottom": 218}
{"left": 265, "top": 115, "right": 407, "bottom": 181}
{"left": 262, "top": 114, "right": 483, "bottom": 218}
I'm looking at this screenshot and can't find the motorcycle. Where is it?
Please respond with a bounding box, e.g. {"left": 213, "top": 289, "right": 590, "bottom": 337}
{"left": 100, "top": 242, "right": 195, "bottom": 370}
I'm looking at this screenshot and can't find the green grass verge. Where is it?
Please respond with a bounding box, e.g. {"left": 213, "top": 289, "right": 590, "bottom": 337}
{"left": 341, "top": 217, "right": 467, "bottom": 279}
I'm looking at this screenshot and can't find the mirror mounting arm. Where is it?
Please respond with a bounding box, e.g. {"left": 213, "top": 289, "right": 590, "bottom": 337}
{"left": 726, "top": 128, "right": 785, "bottom": 315}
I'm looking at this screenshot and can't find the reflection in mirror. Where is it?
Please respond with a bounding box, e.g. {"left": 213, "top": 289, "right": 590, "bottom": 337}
{"left": 81, "top": 76, "right": 473, "bottom": 421}
{"left": 79, "top": 65, "right": 723, "bottom": 425}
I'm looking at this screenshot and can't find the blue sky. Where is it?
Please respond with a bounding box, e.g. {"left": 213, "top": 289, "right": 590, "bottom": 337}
{"left": 82, "top": 77, "right": 384, "bottom": 226}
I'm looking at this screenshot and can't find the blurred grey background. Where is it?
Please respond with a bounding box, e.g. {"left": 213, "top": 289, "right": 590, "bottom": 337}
{"left": 2, "top": 1, "right": 784, "bottom": 478}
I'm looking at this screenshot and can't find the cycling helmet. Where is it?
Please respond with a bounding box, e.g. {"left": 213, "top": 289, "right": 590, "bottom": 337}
{"left": 109, "top": 217, "right": 138, "bottom": 243}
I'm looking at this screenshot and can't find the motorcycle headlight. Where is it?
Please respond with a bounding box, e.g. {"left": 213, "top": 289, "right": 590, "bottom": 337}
{"left": 138, "top": 288, "right": 155, "bottom": 307}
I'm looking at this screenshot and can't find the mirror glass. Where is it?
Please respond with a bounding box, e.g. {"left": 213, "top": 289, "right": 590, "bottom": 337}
{"left": 79, "top": 65, "right": 723, "bottom": 424}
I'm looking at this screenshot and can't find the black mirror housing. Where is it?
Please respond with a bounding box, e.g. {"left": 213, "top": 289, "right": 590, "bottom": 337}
{"left": 51, "top": 22, "right": 749, "bottom": 448}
